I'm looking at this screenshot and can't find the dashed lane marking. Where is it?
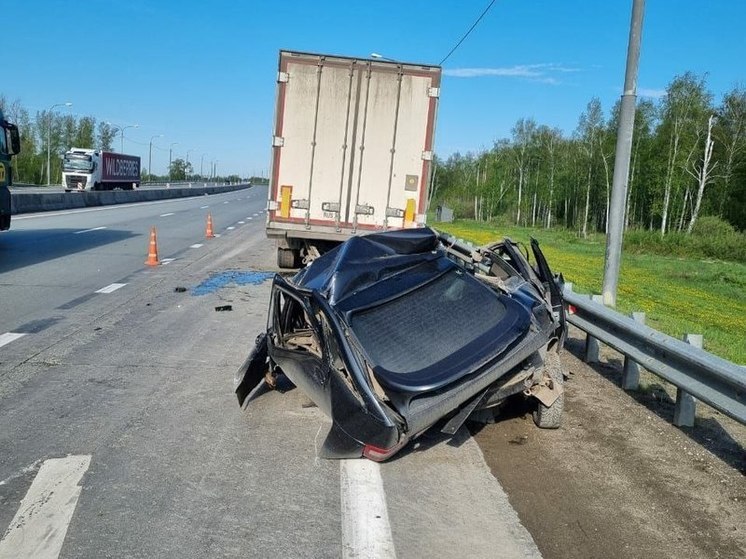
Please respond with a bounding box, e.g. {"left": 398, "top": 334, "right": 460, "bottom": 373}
{"left": 200, "top": 205, "right": 209, "bottom": 209}
{"left": 159, "top": 212, "right": 175, "bottom": 217}
{"left": 190, "top": 243, "right": 203, "bottom": 249}
{"left": 0, "top": 333, "right": 26, "bottom": 348}
{"left": 238, "top": 221, "right": 245, "bottom": 224}
{"left": 161, "top": 258, "right": 175, "bottom": 265}
{"left": 340, "top": 459, "right": 396, "bottom": 559}
{"left": 74, "top": 226, "right": 107, "bottom": 234}
{"left": 95, "top": 283, "right": 127, "bottom": 294}
{"left": 227, "top": 226, "right": 235, "bottom": 230}
{"left": 0, "top": 455, "right": 91, "bottom": 559}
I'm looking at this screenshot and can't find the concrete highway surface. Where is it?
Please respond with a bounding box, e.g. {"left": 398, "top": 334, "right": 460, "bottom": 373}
{"left": 0, "top": 185, "right": 743, "bottom": 558}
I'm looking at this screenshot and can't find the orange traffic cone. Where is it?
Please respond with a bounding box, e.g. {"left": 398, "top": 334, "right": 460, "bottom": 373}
{"left": 205, "top": 213, "right": 215, "bottom": 239}
{"left": 145, "top": 226, "right": 160, "bottom": 266}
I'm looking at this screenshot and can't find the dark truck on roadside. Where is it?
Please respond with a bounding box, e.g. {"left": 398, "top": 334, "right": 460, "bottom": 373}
{"left": 0, "top": 109, "right": 21, "bottom": 231}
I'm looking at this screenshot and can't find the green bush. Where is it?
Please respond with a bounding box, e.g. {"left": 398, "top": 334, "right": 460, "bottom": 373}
{"left": 623, "top": 223, "right": 746, "bottom": 263}
{"left": 691, "top": 215, "right": 736, "bottom": 237}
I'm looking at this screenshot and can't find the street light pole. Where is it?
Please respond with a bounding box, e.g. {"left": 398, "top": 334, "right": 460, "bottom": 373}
{"left": 200, "top": 153, "right": 207, "bottom": 179}
{"left": 148, "top": 134, "right": 163, "bottom": 181}
{"left": 169, "top": 142, "right": 179, "bottom": 180}
{"left": 186, "top": 149, "right": 194, "bottom": 179}
{"left": 602, "top": 0, "right": 645, "bottom": 307}
{"left": 112, "top": 124, "right": 139, "bottom": 153}
{"left": 47, "top": 102, "right": 72, "bottom": 185}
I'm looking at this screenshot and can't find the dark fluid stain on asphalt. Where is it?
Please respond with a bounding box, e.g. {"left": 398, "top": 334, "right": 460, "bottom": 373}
{"left": 192, "top": 271, "right": 274, "bottom": 296}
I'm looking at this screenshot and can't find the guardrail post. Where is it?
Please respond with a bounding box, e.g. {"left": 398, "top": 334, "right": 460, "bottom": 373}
{"left": 673, "top": 334, "right": 701, "bottom": 427}
{"left": 584, "top": 294, "right": 604, "bottom": 363}
{"left": 621, "top": 312, "right": 646, "bottom": 390}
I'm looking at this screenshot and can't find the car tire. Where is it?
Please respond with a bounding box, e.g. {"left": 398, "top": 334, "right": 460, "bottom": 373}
{"left": 277, "top": 248, "right": 297, "bottom": 269}
{"left": 533, "top": 352, "right": 564, "bottom": 429}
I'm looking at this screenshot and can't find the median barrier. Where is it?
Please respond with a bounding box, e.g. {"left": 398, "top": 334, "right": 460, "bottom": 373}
{"left": 10, "top": 184, "right": 252, "bottom": 215}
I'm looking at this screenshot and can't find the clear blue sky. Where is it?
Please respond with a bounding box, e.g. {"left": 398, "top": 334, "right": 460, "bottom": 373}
{"left": 7, "top": 1, "right": 745, "bottom": 177}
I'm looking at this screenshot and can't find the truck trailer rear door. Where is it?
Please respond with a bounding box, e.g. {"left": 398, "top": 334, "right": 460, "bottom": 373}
{"left": 269, "top": 51, "right": 441, "bottom": 238}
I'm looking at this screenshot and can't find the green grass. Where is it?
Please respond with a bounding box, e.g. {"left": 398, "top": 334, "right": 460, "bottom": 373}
{"left": 433, "top": 220, "right": 746, "bottom": 364}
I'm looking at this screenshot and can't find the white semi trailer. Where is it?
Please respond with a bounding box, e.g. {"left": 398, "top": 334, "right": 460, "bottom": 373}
{"left": 62, "top": 148, "right": 141, "bottom": 192}
{"left": 266, "top": 50, "right": 442, "bottom": 268}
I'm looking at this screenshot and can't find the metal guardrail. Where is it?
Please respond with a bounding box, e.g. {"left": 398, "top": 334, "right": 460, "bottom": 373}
{"left": 562, "top": 285, "right": 746, "bottom": 426}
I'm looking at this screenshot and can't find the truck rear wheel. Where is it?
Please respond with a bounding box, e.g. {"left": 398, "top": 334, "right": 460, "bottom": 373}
{"left": 277, "top": 248, "right": 298, "bottom": 269}
{"left": 532, "top": 352, "right": 564, "bottom": 429}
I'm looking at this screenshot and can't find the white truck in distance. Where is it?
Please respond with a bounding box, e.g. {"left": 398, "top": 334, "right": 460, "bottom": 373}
{"left": 266, "top": 50, "right": 442, "bottom": 268}
{"left": 62, "top": 148, "right": 141, "bottom": 192}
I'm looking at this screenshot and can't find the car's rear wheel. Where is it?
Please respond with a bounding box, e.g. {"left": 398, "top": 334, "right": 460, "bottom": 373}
{"left": 533, "top": 352, "right": 564, "bottom": 429}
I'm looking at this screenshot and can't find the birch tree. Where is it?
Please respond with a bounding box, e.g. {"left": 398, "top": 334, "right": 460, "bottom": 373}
{"left": 575, "top": 98, "right": 604, "bottom": 238}
{"left": 686, "top": 114, "right": 718, "bottom": 233}
{"left": 510, "top": 118, "right": 537, "bottom": 225}
{"left": 657, "top": 73, "right": 711, "bottom": 235}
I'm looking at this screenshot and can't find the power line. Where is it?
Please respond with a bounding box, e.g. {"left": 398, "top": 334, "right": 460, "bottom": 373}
{"left": 439, "top": 0, "right": 498, "bottom": 66}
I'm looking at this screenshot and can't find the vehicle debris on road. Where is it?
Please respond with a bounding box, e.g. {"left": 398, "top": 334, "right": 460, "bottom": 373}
{"left": 235, "top": 228, "right": 568, "bottom": 461}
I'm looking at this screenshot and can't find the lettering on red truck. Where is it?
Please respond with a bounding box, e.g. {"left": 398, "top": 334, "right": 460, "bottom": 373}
{"left": 103, "top": 157, "right": 139, "bottom": 179}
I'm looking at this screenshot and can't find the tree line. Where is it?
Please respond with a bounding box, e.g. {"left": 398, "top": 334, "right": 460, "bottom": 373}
{"left": 0, "top": 96, "right": 233, "bottom": 184}
{"left": 430, "top": 72, "right": 746, "bottom": 234}
{"left": 0, "top": 96, "right": 121, "bottom": 184}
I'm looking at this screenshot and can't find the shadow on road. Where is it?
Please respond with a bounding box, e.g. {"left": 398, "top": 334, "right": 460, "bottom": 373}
{"left": 0, "top": 228, "right": 138, "bottom": 274}
{"left": 564, "top": 333, "right": 746, "bottom": 475}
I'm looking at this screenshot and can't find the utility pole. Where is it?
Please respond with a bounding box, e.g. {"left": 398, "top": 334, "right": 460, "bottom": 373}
{"left": 200, "top": 153, "right": 207, "bottom": 179}
{"left": 602, "top": 0, "right": 645, "bottom": 307}
{"left": 148, "top": 134, "right": 163, "bottom": 181}
{"left": 169, "top": 142, "right": 179, "bottom": 180}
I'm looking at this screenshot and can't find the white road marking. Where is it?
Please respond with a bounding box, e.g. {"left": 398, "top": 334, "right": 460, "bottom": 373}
{"left": 0, "top": 333, "right": 26, "bottom": 348}
{"left": 161, "top": 258, "right": 175, "bottom": 265}
{"left": 247, "top": 217, "right": 253, "bottom": 220}
{"left": 159, "top": 212, "right": 175, "bottom": 217}
{"left": 223, "top": 201, "right": 229, "bottom": 204}
{"left": 95, "top": 283, "right": 127, "bottom": 294}
{"left": 74, "top": 226, "right": 107, "bottom": 235}
{"left": 340, "top": 459, "right": 396, "bottom": 559}
{"left": 200, "top": 205, "right": 209, "bottom": 209}
{"left": 214, "top": 234, "right": 222, "bottom": 238}
{"left": 238, "top": 221, "right": 245, "bottom": 224}
{"left": 227, "top": 226, "right": 235, "bottom": 230}
{"left": 253, "top": 213, "right": 259, "bottom": 217}
{"left": 190, "top": 243, "right": 203, "bottom": 249}
{"left": 0, "top": 455, "right": 91, "bottom": 559}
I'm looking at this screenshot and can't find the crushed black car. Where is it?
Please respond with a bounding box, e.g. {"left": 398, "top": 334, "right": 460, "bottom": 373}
{"left": 235, "top": 228, "right": 567, "bottom": 461}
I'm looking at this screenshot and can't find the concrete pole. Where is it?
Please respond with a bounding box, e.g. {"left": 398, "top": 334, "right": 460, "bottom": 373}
{"left": 602, "top": 0, "right": 645, "bottom": 307}
{"left": 169, "top": 142, "right": 179, "bottom": 180}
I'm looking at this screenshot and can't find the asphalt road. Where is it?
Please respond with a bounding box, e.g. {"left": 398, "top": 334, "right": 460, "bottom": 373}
{"left": 0, "top": 187, "right": 541, "bottom": 559}
{"left": 0, "top": 188, "right": 743, "bottom": 558}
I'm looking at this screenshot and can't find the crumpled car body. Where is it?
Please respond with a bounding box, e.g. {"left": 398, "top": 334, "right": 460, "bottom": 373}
{"left": 235, "top": 227, "right": 567, "bottom": 461}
